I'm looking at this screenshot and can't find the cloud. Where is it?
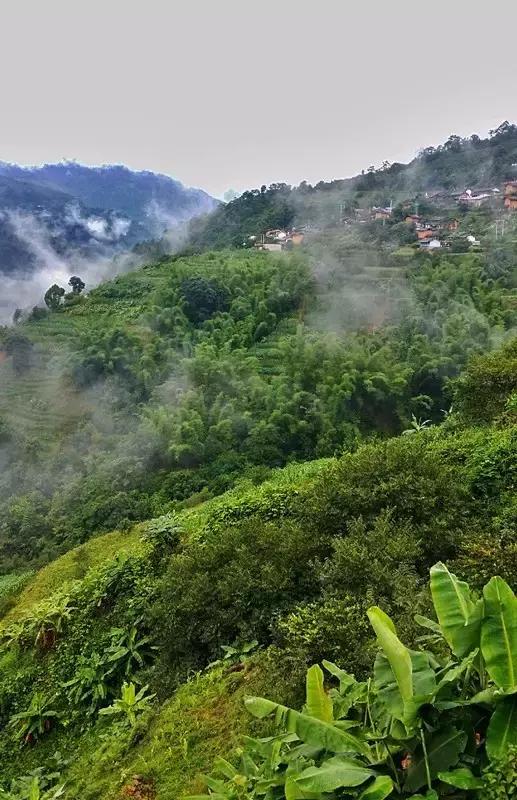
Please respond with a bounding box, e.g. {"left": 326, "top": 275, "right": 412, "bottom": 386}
{"left": 65, "top": 203, "right": 131, "bottom": 242}
{"left": 0, "top": 209, "right": 143, "bottom": 324}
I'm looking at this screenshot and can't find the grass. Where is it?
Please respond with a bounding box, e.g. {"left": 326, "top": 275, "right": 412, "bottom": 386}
{"left": 58, "top": 648, "right": 302, "bottom": 800}
{"left": 60, "top": 666, "right": 253, "bottom": 799}
{"left": 1, "top": 528, "right": 142, "bottom": 623}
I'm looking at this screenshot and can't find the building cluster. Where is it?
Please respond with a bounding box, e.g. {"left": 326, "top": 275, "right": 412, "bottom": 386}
{"left": 404, "top": 214, "right": 463, "bottom": 250}
{"left": 251, "top": 228, "right": 305, "bottom": 252}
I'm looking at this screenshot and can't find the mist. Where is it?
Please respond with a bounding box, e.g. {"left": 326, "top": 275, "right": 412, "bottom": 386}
{"left": 0, "top": 202, "right": 195, "bottom": 324}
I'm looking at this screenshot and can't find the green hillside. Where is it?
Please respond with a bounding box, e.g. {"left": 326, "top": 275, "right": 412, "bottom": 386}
{"left": 187, "top": 122, "right": 517, "bottom": 251}
{"left": 0, "top": 145, "right": 517, "bottom": 798}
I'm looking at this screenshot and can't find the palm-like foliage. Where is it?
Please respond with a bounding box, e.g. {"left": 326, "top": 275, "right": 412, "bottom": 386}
{"left": 9, "top": 693, "right": 60, "bottom": 744}
{"left": 99, "top": 681, "right": 155, "bottom": 727}
{"left": 106, "top": 623, "right": 156, "bottom": 676}
{"left": 63, "top": 652, "right": 115, "bottom": 713}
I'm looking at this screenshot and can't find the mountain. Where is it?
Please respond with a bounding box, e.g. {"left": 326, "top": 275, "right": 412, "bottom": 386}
{"left": 0, "top": 162, "right": 217, "bottom": 276}
{"left": 0, "top": 162, "right": 217, "bottom": 243}
{"left": 0, "top": 162, "right": 218, "bottom": 322}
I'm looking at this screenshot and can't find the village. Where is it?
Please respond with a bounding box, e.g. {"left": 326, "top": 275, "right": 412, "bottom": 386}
{"left": 250, "top": 178, "right": 517, "bottom": 253}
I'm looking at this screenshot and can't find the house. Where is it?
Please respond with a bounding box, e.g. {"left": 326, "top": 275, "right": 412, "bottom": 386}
{"left": 419, "top": 238, "right": 442, "bottom": 250}
{"left": 416, "top": 227, "right": 435, "bottom": 241}
{"left": 254, "top": 227, "right": 305, "bottom": 251}
{"left": 355, "top": 209, "right": 371, "bottom": 224}
{"left": 289, "top": 230, "right": 305, "bottom": 246}
{"left": 458, "top": 189, "right": 493, "bottom": 207}
{"left": 504, "top": 181, "right": 517, "bottom": 210}
{"left": 372, "top": 206, "right": 392, "bottom": 221}
{"left": 259, "top": 242, "right": 283, "bottom": 252}
{"left": 405, "top": 214, "right": 421, "bottom": 225}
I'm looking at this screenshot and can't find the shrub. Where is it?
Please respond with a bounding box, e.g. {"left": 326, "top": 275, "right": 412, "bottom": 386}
{"left": 303, "top": 435, "right": 467, "bottom": 564}
{"left": 273, "top": 596, "right": 373, "bottom": 677}
{"left": 480, "top": 745, "right": 517, "bottom": 799}
{"left": 455, "top": 338, "right": 517, "bottom": 423}
{"left": 154, "top": 519, "right": 331, "bottom": 672}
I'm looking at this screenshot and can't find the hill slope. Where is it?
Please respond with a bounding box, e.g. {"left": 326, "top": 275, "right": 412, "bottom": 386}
{"left": 188, "top": 121, "right": 517, "bottom": 250}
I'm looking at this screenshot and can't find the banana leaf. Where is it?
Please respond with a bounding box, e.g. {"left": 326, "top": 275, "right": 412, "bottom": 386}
{"left": 481, "top": 576, "right": 517, "bottom": 692}
{"left": 430, "top": 563, "right": 481, "bottom": 658}
{"left": 294, "top": 756, "right": 373, "bottom": 793}
{"left": 245, "top": 696, "right": 371, "bottom": 757}
{"left": 305, "top": 664, "right": 333, "bottom": 722}
{"left": 404, "top": 726, "right": 467, "bottom": 792}
{"left": 486, "top": 695, "right": 517, "bottom": 760}
{"left": 358, "top": 775, "right": 395, "bottom": 799}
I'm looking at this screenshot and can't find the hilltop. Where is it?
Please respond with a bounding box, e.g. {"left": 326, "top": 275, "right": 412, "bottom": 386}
{"left": 0, "top": 162, "right": 217, "bottom": 247}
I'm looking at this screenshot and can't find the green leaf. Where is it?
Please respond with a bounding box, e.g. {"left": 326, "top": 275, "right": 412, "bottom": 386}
{"left": 414, "top": 615, "right": 441, "bottom": 634}
{"left": 368, "top": 607, "right": 413, "bottom": 710}
{"left": 183, "top": 795, "right": 227, "bottom": 800}
{"left": 358, "top": 775, "right": 394, "bottom": 799}
{"left": 404, "top": 726, "right": 467, "bottom": 792}
{"left": 201, "top": 775, "right": 228, "bottom": 794}
{"left": 430, "top": 562, "right": 480, "bottom": 657}
{"left": 284, "top": 775, "right": 318, "bottom": 800}
{"left": 295, "top": 757, "right": 373, "bottom": 792}
{"left": 244, "top": 696, "right": 371, "bottom": 757}
{"left": 437, "top": 766, "right": 483, "bottom": 789}
{"left": 486, "top": 695, "right": 517, "bottom": 760}
{"left": 374, "top": 649, "right": 435, "bottom": 723}
{"left": 482, "top": 577, "right": 517, "bottom": 692}
{"left": 213, "top": 756, "right": 238, "bottom": 779}
{"left": 322, "top": 659, "right": 356, "bottom": 693}
{"left": 436, "top": 650, "right": 478, "bottom": 692}
{"left": 305, "top": 664, "right": 333, "bottom": 722}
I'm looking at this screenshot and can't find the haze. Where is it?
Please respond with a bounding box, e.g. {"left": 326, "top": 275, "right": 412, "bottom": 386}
{"left": 2, "top": 0, "right": 517, "bottom": 198}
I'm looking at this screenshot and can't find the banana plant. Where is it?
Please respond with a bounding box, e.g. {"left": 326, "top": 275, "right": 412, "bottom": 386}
{"left": 106, "top": 623, "right": 156, "bottom": 676}
{"left": 99, "top": 681, "right": 155, "bottom": 727}
{"left": 8, "top": 693, "right": 60, "bottom": 744}
{"left": 63, "top": 652, "right": 116, "bottom": 714}
{"left": 188, "top": 565, "right": 517, "bottom": 799}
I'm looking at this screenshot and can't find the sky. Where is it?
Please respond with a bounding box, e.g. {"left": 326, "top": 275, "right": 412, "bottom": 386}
{"left": 2, "top": 0, "right": 517, "bottom": 198}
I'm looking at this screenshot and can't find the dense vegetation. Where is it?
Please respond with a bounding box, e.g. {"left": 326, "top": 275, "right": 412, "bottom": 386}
{"left": 0, "top": 127, "right": 516, "bottom": 798}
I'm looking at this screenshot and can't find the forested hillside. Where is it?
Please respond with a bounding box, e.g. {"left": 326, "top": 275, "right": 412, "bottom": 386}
{"left": 0, "top": 131, "right": 517, "bottom": 799}
{"left": 188, "top": 122, "right": 517, "bottom": 250}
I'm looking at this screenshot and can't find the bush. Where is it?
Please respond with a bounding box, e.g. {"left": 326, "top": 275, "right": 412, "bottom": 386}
{"left": 303, "top": 434, "right": 467, "bottom": 564}
{"left": 480, "top": 745, "right": 517, "bottom": 799}
{"left": 154, "top": 519, "right": 331, "bottom": 672}
{"left": 455, "top": 338, "right": 517, "bottom": 423}
{"left": 319, "top": 512, "right": 422, "bottom": 610}
{"left": 273, "top": 596, "right": 373, "bottom": 678}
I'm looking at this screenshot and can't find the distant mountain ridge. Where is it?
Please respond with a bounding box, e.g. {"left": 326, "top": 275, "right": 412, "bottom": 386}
{"left": 0, "top": 162, "right": 218, "bottom": 276}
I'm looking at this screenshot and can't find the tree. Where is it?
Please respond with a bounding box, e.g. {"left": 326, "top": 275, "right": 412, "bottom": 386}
{"left": 180, "top": 276, "right": 229, "bottom": 324}
{"left": 69, "top": 276, "right": 85, "bottom": 295}
{"left": 44, "top": 284, "right": 65, "bottom": 310}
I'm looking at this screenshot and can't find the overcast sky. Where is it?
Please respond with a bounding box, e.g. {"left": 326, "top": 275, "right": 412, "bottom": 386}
{"left": 2, "top": 1, "right": 517, "bottom": 198}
